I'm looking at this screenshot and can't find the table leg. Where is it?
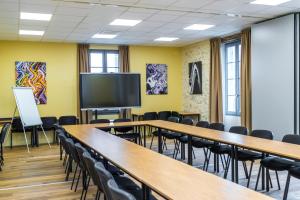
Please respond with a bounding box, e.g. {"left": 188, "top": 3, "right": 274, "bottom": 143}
{"left": 231, "top": 145, "right": 235, "bottom": 182}
{"left": 198, "top": 114, "right": 200, "bottom": 122}
{"left": 187, "top": 135, "right": 193, "bottom": 165}
{"left": 143, "top": 125, "right": 146, "bottom": 148}
{"left": 142, "top": 184, "right": 151, "bottom": 200}
{"left": 181, "top": 142, "right": 185, "bottom": 160}
{"left": 234, "top": 146, "right": 239, "bottom": 183}
{"left": 262, "top": 153, "right": 266, "bottom": 190}
{"left": 35, "top": 127, "right": 39, "bottom": 147}
{"left": 158, "top": 128, "right": 162, "bottom": 154}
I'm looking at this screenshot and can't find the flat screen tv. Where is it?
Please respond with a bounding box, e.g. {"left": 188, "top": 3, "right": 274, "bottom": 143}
{"left": 80, "top": 73, "right": 141, "bottom": 109}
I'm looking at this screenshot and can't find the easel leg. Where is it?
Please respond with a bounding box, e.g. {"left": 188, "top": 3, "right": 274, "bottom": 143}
{"left": 40, "top": 125, "right": 52, "bottom": 148}
{"left": 22, "top": 127, "right": 30, "bottom": 153}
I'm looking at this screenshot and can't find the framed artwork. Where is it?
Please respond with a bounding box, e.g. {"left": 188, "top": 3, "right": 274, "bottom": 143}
{"left": 146, "top": 64, "right": 168, "bottom": 95}
{"left": 188, "top": 61, "right": 202, "bottom": 94}
{"left": 15, "top": 61, "right": 47, "bottom": 104}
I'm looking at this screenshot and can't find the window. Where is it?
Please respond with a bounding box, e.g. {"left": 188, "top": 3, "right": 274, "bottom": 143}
{"left": 225, "top": 41, "right": 241, "bottom": 116}
{"left": 89, "top": 50, "right": 119, "bottom": 73}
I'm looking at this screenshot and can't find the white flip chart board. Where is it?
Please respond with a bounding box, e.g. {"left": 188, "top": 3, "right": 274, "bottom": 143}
{"left": 13, "top": 87, "right": 42, "bottom": 127}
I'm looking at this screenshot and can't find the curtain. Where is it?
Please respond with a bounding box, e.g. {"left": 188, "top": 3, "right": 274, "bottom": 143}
{"left": 77, "top": 43, "right": 90, "bottom": 123}
{"left": 240, "top": 28, "right": 252, "bottom": 131}
{"left": 118, "top": 45, "right": 131, "bottom": 119}
{"left": 209, "top": 38, "right": 223, "bottom": 123}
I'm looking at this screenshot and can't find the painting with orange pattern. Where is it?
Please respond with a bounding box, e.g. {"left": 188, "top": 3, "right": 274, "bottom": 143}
{"left": 15, "top": 61, "right": 47, "bottom": 104}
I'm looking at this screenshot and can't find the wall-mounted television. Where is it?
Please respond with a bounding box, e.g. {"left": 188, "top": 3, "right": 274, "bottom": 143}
{"left": 80, "top": 73, "right": 141, "bottom": 110}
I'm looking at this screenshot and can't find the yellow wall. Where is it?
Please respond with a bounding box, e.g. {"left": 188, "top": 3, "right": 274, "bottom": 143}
{"left": 130, "top": 46, "right": 182, "bottom": 113}
{"left": 0, "top": 41, "right": 78, "bottom": 118}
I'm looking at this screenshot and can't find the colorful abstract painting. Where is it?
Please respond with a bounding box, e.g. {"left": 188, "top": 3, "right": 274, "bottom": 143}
{"left": 146, "top": 64, "right": 168, "bottom": 95}
{"left": 15, "top": 61, "right": 47, "bottom": 104}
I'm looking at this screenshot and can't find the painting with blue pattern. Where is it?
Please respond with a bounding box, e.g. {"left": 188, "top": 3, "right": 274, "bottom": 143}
{"left": 146, "top": 64, "right": 168, "bottom": 95}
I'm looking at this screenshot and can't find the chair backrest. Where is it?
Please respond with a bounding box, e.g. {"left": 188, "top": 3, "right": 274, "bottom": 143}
{"left": 94, "top": 162, "right": 115, "bottom": 200}
{"left": 143, "top": 112, "right": 157, "bottom": 121}
{"left": 90, "top": 119, "right": 111, "bottom": 132}
{"left": 181, "top": 118, "right": 193, "bottom": 125}
{"left": 107, "top": 179, "right": 136, "bottom": 200}
{"left": 11, "top": 117, "right": 31, "bottom": 132}
{"left": 41, "top": 117, "right": 57, "bottom": 130}
{"left": 75, "top": 143, "right": 88, "bottom": 171}
{"left": 82, "top": 152, "right": 102, "bottom": 189}
{"left": 65, "top": 138, "right": 80, "bottom": 163}
{"left": 251, "top": 130, "right": 273, "bottom": 140}
{"left": 229, "top": 126, "right": 248, "bottom": 135}
{"left": 158, "top": 111, "right": 171, "bottom": 121}
{"left": 171, "top": 111, "right": 180, "bottom": 118}
{"left": 282, "top": 134, "right": 300, "bottom": 145}
{"left": 209, "top": 123, "right": 225, "bottom": 131}
{"left": 167, "top": 116, "right": 180, "bottom": 123}
{"left": 58, "top": 116, "right": 77, "bottom": 125}
{"left": 196, "top": 121, "right": 209, "bottom": 128}
{"left": 113, "top": 118, "right": 132, "bottom": 133}
{"left": 57, "top": 131, "right": 70, "bottom": 154}
{"left": 0, "top": 123, "right": 11, "bottom": 143}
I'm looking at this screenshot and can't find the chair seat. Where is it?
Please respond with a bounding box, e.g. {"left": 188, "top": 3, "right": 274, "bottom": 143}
{"left": 179, "top": 136, "right": 188, "bottom": 143}
{"left": 235, "top": 149, "right": 262, "bottom": 161}
{"left": 210, "top": 144, "right": 231, "bottom": 154}
{"left": 96, "top": 127, "right": 111, "bottom": 132}
{"left": 261, "top": 157, "right": 295, "bottom": 171}
{"left": 290, "top": 166, "right": 300, "bottom": 179}
{"left": 152, "top": 130, "right": 158, "bottom": 136}
{"left": 115, "top": 175, "right": 157, "bottom": 200}
{"left": 191, "top": 138, "right": 214, "bottom": 148}
{"left": 116, "top": 133, "right": 140, "bottom": 139}
{"left": 161, "top": 131, "right": 182, "bottom": 140}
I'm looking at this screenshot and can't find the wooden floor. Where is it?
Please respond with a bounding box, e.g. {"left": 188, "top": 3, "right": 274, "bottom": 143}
{"left": 0, "top": 138, "right": 300, "bottom": 200}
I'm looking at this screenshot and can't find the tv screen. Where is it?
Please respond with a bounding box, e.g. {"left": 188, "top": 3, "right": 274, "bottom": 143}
{"left": 80, "top": 73, "right": 141, "bottom": 109}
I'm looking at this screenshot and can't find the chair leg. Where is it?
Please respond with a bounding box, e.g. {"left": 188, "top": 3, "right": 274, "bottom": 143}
{"left": 266, "top": 169, "right": 270, "bottom": 192}
{"left": 242, "top": 161, "right": 249, "bottom": 179}
{"left": 10, "top": 132, "right": 12, "bottom": 149}
{"left": 223, "top": 156, "right": 231, "bottom": 179}
{"left": 255, "top": 165, "right": 262, "bottom": 191}
{"left": 268, "top": 170, "right": 273, "bottom": 189}
{"left": 205, "top": 150, "right": 212, "bottom": 171}
{"left": 83, "top": 177, "right": 90, "bottom": 200}
{"left": 275, "top": 170, "right": 281, "bottom": 190}
{"left": 247, "top": 161, "right": 254, "bottom": 188}
{"left": 192, "top": 148, "right": 196, "bottom": 159}
{"left": 75, "top": 169, "right": 81, "bottom": 192}
{"left": 149, "top": 135, "right": 154, "bottom": 149}
{"left": 220, "top": 154, "right": 225, "bottom": 170}
{"left": 63, "top": 154, "right": 67, "bottom": 166}
{"left": 71, "top": 163, "right": 78, "bottom": 190}
{"left": 283, "top": 173, "right": 291, "bottom": 200}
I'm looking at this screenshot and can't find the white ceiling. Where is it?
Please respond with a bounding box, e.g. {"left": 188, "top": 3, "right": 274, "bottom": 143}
{"left": 0, "top": 0, "right": 299, "bottom": 46}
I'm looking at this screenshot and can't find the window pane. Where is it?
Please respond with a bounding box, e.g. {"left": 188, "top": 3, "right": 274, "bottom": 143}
{"left": 227, "top": 63, "right": 235, "bottom": 79}
{"left": 107, "top": 53, "right": 119, "bottom": 68}
{"left": 228, "top": 79, "right": 236, "bottom": 95}
{"left": 90, "top": 52, "right": 103, "bottom": 67}
{"left": 91, "top": 67, "right": 103, "bottom": 73}
{"left": 227, "top": 46, "right": 235, "bottom": 63}
{"left": 227, "top": 96, "right": 236, "bottom": 113}
{"left": 238, "top": 44, "right": 241, "bottom": 62}
{"left": 107, "top": 67, "right": 119, "bottom": 73}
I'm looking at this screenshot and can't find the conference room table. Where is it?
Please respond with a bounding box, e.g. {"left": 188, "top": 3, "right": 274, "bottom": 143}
{"left": 63, "top": 124, "right": 273, "bottom": 200}
{"left": 132, "top": 111, "right": 201, "bottom": 121}
{"left": 74, "top": 120, "right": 300, "bottom": 186}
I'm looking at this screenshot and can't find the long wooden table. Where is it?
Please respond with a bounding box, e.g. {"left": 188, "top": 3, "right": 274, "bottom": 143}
{"left": 132, "top": 111, "right": 201, "bottom": 121}
{"left": 80, "top": 120, "right": 300, "bottom": 185}
{"left": 64, "top": 124, "right": 273, "bottom": 200}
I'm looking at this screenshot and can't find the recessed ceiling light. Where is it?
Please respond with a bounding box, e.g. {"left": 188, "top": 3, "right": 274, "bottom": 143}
{"left": 19, "top": 30, "right": 44, "bottom": 36}
{"left": 250, "top": 0, "right": 291, "bottom": 6}
{"left": 184, "top": 24, "right": 215, "bottom": 31}
{"left": 154, "top": 37, "right": 179, "bottom": 42}
{"left": 92, "top": 34, "right": 117, "bottom": 39}
{"left": 110, "top": 19, "right": 142, "bottom": 26}
{"left": 20, "top": 12, "right": 52, "bottom": 21}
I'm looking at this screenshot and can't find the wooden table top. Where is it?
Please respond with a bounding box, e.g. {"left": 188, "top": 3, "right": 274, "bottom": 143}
{"left": 64, "top": 124, "right": 272, "bottom": 200}
{"left": 87, "top": 120, "right": 300, "bottom": 161}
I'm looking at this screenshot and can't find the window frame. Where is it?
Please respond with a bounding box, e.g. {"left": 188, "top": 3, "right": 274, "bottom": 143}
{"left": 224, "top": 40, "right": 241, "bottom": 116}
{"left": 88, "top": 49, "right": 119, "bottom": 73}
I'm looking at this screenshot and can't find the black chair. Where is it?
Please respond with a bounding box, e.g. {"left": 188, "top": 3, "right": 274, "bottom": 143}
{"left": 82, "top": 151, "right": 103, "bottom": 200}
{"left": 209, "top": 123, "right": 225, "bottom": 131}
{"left": 113, "top": 119, "right": 141, "bottom": 144}
{"left": 224, "top": 129, "right": 273, "bottom": 187}
{"left": 284, "top": 165, "right": 300, "bottom": 200}
{"left": 95, "top": 162, "right": 152, "bottom": 200}
{"left": 157, "top": 111, "right": 171, "bottom": 121}
{"left": 10, "top": 117, "right": 32, "bottom": 148}
{"left": 90, "top": 119, "right": 111, "bottom": 132}
{"left": 0, "top": 123, "right": 10, "bottom": 168}
{"left": 161, "top": 117, "right": 181, "bottom": 155}
{"left": 142, "top": 112, "right": 158, "bottom": 149}
{"left": 171, "top": 111, "right": 181, "bottom": 121}
{"left": 175, "top": 118, "right": 194, "bottom": 159}
{"left": 38, "top": 117, "right": 57, "bottom": 144}
{"left": 57, "top": 129, "right": 69, "bottom": 162}
{"left": 255, "top": 134, "right": 300, "bottom": 192}
{"left": 58, "top": 116, "right": 78, "bottom": 125}
{"left": 107, "top": 179, "right": 136, "bottom": 200}
{"left": 195, "top": 121, "right": 209, "bottom": 128}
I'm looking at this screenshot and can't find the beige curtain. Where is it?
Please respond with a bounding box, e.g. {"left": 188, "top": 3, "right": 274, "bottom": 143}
{"left": 77, "top": 44, "right": 90, "bottom": 123}
{"left": 118, "top": 45, "right": 131, "bottom": 119}
{"left": 209, "top": 38, "right": 223, "bottom": 123}
{"left": 240, "top": 28, "right": 252, "bottom": 130}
